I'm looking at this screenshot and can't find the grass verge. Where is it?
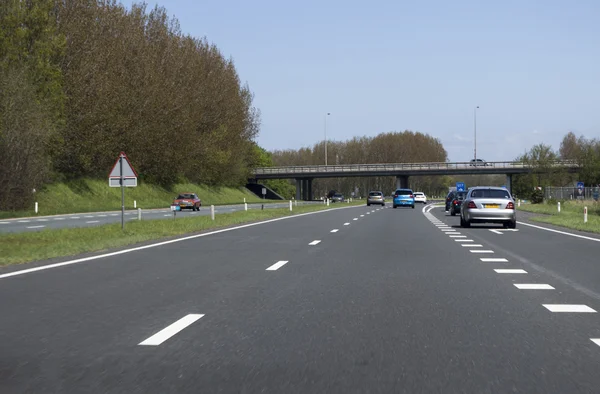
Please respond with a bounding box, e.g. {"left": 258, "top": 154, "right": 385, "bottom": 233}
{"left": 1, "top": 202, "right": 362, "bottom": 267}
{"left": 518, "top": 201, "right": 600, "bottom": 234}
{"left": 0, "top": 179, "right": 279, "bottom": 219}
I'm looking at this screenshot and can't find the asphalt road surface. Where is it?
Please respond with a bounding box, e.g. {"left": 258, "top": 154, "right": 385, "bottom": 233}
{"left": 2, "top": 203, "right": 600, "bottom": 393}
{"left": 0, "top": 201, "right": 324, "bottom": 234}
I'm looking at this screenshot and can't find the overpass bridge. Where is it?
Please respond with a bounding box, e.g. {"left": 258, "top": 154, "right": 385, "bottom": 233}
{"left": 251, "top": 160, "right": 580, "bottom": 200}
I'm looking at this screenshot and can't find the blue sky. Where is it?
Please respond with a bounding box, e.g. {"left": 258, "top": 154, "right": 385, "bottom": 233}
{"left": 141, "top": 0, "right": 599, "bottom": 162}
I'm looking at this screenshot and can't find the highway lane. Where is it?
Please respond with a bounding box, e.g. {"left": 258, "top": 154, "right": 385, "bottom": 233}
{"left": 0, "top": 201, "right": 327, "bottom": 234}
{"left": 3, "top": 203, "right": 600, "bottom": 392}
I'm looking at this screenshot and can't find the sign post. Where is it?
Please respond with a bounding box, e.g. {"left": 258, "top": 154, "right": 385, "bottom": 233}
{"left": 108, "top": 152, "right": 138, "bottom": 229}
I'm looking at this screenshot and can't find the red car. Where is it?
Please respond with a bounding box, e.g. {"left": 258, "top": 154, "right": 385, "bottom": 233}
{"left": 173, "top": 193, "right": 202, "bottom": 211}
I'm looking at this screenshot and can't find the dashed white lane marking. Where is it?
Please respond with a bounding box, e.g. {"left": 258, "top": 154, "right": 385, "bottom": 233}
{"left": 344, "top": 223, "right": 350, "bottom": 226}
{"left": 86, "top": 221, "right": 100, "bottom": 224}
{"left": 17, "top": 220, "right": 31, "bottom": 223}
{"left": 455, "top": 239, "right": 474, "bottom": 242}
{"left": 266, "top": 261, "right": 289, "bottom": 271}
{"left": 495, "top": 269, "right": 527, "bottom": 274}
{"left": 110, "top": 214, "right": 118, "bottom": 216}
{"left": 353, "top": 218, "right": 358, "bottom": 221}
{"left": 366, "top": 212, "right": 371, "bottom": 215}
{"left": 462, "top": 244, "right": 483, "bottom": 247}
{"left": 0, "top": 221, "right": 10, "bottom": 224}
{"left": 98, "top": 214, "right": 107, "bottom": 217}
{"left": 470, "top": 250, "right": 495, "bottom": 253}
{"left": 37, "top": 219, "right": 49, "bottom": 222}
{"left": 450, "top": 235, "right": 466, "bottom": 238}
{"left": 330, "top": 229, "right": 339, "bottom": 233}
{"left": 164, "top": 214, "right": 170, "bottom": 217}
{"left": 590, "top": 339, "right": 600, "bottom": 347}
{"left": 543, "top": 304, "right": 596, "bottom": 313}
{"left": 54, "top": 218, "right": 65, "bottom": 220}
{"left": 26, "top": 225, "right": 45, "bottom": 229}
{"left": 514, "top": 284, "right": 554, "bottom": 290}
{"left": 480, "top": 258, "right": 509, "bottom": 262}
{"left": 69, "top": 217, "right": 80, "bottom": 219}
{"left": 84, "top": 216, "right": 94, "bottom": 218}
{"left": 360, "top": 215, "right": 364, "bottom": 217}
{"left": 308, "top": 240, "right": 321, "bottom": 246}
{"left": 139, "top": 314, "right": 205, "bottom": 346}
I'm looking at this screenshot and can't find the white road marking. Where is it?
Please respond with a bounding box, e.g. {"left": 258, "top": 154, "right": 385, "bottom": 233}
{"left": 366, "top": 212, "right": 370, "bottom": 215}
{"left": 470, "top": 250, "right": 495, "bottom": 253}
{"left": 449, "top": 235, "right": 466, "bottom": 238}
{"left": 69, "top": 217, "right": 80, "bottom": 219}
{"left": 461, "top": 244, "right": 483, "bottom": 247}
{"left": 330, "top": 229, "right": 339, "bottom": 233}
{"left": 455, "top": 239, "right": 474, "bottom": 242}
{"left": 139, "top": 314, "right": 204, "bottom": 346}
{"left": 308, "top": 240, "right": 321, "bottom": 246}
{"left": 353, "top": 218, "right": 358, "bottom": 221}
{"left": 84, "top": 216, "right": 94, "bottom": 218}
{"left": 360, "top": 215, "right": 365, "bottom": 217}
{"left": 495, "top": 269, "right": 527, "bottom": 274}
{"left": 518, "top": 221, "right": 600, "bottom": 243}
{"left": 37, "top": 219, "right": 49, "bottom": 222}
{"left": 54, "top": 218, "right": 65, "bottom": 220}
{"left": 0, "top": 205, "right": 361, "bottom": 280}
{"left": 590, "top": 339, "right": 600, "bottom": 347}
{"left": 26, "top": 226, "right": 45, "bottom": 229}
{"left": 86, "top": 221, "right": 100, "bottom": 224}
{"left": 17, "top": 220, "right": 31, "bottom": 223}
{"left": 266, "top": 261, "right": 289, "bottom": 271}
{"left": 543, "top": 304, "right": 596, "bottom": 313}
{"left": 0, "top": 222, "right": 10, "bottom": 224}
{"left": 514, "top": 284, "right": 554, "bottom": 290}
{"left": 344, "top": 223, "right": 350, "bottom": 226}
{"left": 164, "top": 214, "right": 170, "bottom": 217}
{"left": 98, "top": 214, "right": 107, "bottom": 217}
{"left": 489, "top": 229, "right": 503, "bottom": 234}
{"left": 110, "top": 214, "right": 118, "bottom": 216}
{"left": 480, "top": 258, "right": 509, "bottom": 262}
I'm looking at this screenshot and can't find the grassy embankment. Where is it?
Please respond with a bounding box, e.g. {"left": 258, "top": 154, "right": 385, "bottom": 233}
{"left": 518, "top": 200, "right": 600, "bottom": 234}
{"left": 0, "top": 201, "right": 363, "bottom": 266}
{"left": 0, "top": 179, "right": 279, "bottom": 219}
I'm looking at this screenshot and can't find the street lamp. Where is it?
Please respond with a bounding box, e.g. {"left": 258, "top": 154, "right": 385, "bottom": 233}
{"left": 324, "top": 113, "right": 330, "bottom": 165}
{"left": 474, "top": 106, "right": 479, "bottom": 162}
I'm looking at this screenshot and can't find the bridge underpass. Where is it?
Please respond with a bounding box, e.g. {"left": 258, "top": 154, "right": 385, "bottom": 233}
{"left": 251, "top": 160, "right": 579, "bottom": 201}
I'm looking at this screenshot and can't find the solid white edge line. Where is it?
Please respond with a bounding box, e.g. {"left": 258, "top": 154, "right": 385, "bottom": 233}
{"left": 480, "top": 258, "right": 509, "bottom": 262}
{"left": 542, "top": 304, "right": 596, "bottom": 313}
{"left": 0, "top": 205, "right": 360, "bottom": 280}
{"left": 85, "top": 221, "right": 100, "bottom": 224}
{"left": 494, "top": 269, "right": 527, "bottom": 273}
{"left": 266, "top": 260, "right": 289, "bottom": 271}
{"left": 138, "top": 314, "right": 204, "bottom": 346}
{"left": 518, "top": 221, "right": 600, "bottom": 243}
{"left": 514, "top": 284, "right": 554, "bottom": 290}
{"left": 590, "top": 339, "right": 600, "bottom": 347}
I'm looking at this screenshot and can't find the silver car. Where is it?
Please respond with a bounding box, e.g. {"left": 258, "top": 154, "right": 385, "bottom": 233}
{"left": 367, "top": 191, "right": 385, "bottom": 206}
{"left": 460, "top": 186, "right": 516, "bottom": 228}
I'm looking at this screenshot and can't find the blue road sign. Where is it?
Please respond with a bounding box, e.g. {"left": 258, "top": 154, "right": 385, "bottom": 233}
{"left": 577, "top": 181, "right": 584, "bottom": 190}
{"left": 456, "top": 182, "right": 466, "bottom": 192}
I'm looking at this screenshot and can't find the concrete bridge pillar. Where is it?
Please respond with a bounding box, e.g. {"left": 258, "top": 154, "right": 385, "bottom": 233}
{"left": 307, "top": 179, "right": 313, "bottom": 201}
{"left": 295, "top": 179, "right": 302, "bottom": 201}
{"left": 396, "top": 175, "right": 409, "bottom": 189}
{"left": 505, "top": 174, "right": 512, "bottom": 194}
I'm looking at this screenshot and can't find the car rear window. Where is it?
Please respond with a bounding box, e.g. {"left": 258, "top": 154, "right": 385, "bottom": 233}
{"left": 395, "top": 189, "right": 413, "bottom": 196}
{"left": 414, "top": 193, "right": 423, "bottom": 196}
{"left": 334, "top": 193, "right": 343, "bottom": 197}
{"left": 369, "top": 192, "right": 382, "bottom": 196}
{"left": 470, "top": 189, "right": 510, "bottom": 199}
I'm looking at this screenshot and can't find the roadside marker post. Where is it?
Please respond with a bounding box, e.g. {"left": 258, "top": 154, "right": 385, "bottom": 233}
{"left": 108, "top": 152, "right": 138, "bottom": 230}
{"left": 245, "top": 203, "right": 248, "bottom": 211}
{"left": 289, "top": 200, "right": 292, "bottom": 211}
{"left": 327, "top": 199, "right": 330, "bottom": 206}
{"left": 134, "top": 200, "right": 137, "bottom": 209}
{"left": 295, "top": 200, "right": 297, "bottom": 207}
{"left": 35, "top": 202, "right": 38, "bottom": 214}
{"left": 138, "top": 208, "right": 141, "bottom": 221}
{"left": 558, "top": 202, "right": 561, "bottom": 213}
{"left": 584, "top": 206, "right": 588, "bottom": 223}
{"left": 211, "top": 205, "right": 215, "bottom": 220}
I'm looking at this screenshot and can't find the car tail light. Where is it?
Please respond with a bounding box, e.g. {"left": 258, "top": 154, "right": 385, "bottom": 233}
{"left": 394, "top": 194, "right": 398, "bottom": 198}
{"left": 409, "top": 194, "right": 413, "bottom": 198}
{"left": 467, "top": 201, "right": 476, "bottom": 209}
{"left": 506, "top": 202, "right": 515, "bottom": 209}
{"left": 453, "top": 200, "right": 458, "bottom": 205}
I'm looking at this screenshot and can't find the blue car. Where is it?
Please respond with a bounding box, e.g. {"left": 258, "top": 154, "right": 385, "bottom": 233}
{"left": 393, "top": 189, "right": 415, "bottom": 209}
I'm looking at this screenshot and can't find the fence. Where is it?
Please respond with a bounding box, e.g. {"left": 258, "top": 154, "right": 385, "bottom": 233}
{"left": 545, "top": 186, "right": 600, "bottom": 201}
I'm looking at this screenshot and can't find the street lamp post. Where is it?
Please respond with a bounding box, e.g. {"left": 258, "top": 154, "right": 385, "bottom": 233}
{"left": 324, "top": 112, "right": 330, "bottom": 165}
{"left": 474, "top": 106, "right": 479, "bottom": 162}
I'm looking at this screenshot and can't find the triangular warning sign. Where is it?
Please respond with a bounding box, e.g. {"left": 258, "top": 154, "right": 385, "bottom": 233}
{"left": 108, "top": 152, "right": 138, "bottom": 178}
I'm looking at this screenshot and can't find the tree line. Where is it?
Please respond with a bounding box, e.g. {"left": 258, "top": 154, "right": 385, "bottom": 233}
{"left": 266, "top": 131, "right": 450, "bottom": 198}
{"left": 0, "top": 1, "right": 260, "bottom": 210}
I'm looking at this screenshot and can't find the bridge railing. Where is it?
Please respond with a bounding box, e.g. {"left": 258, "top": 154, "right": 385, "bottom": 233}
{"left": 253, "top": 160, "right": 579, "bottom": 175}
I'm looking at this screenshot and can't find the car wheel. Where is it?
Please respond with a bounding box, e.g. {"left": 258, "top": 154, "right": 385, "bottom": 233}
{"left": 451, "top": 210, "right": 456, "bottom": 216}
{"left": 393, "top": 205, "right": 397, "bottom": 209}
{"left": 411, "top": 205, "right": 415, "bottom": 209}
{"left": 507, "top": 220, "right": 517, "bottom": 229}
{"left": 367, "top": 203, "right": 370, "bottom": 206}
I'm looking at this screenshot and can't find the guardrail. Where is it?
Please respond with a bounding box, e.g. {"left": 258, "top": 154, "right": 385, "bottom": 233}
{"left": 253, "top": 160, "right": 580, "bottom": 176}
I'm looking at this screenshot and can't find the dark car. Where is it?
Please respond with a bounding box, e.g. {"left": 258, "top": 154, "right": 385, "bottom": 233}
{"left": 449, "top": 191, "right": 467, "bottom": 216}
{"left": 331, "top": 193, "right": 344, "bottom": 203}
{"left": 173, "top": 192, "right": 202, "bottom": 211}
{"left": 445, "top": 191, "right": 457, "bottom": 211}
